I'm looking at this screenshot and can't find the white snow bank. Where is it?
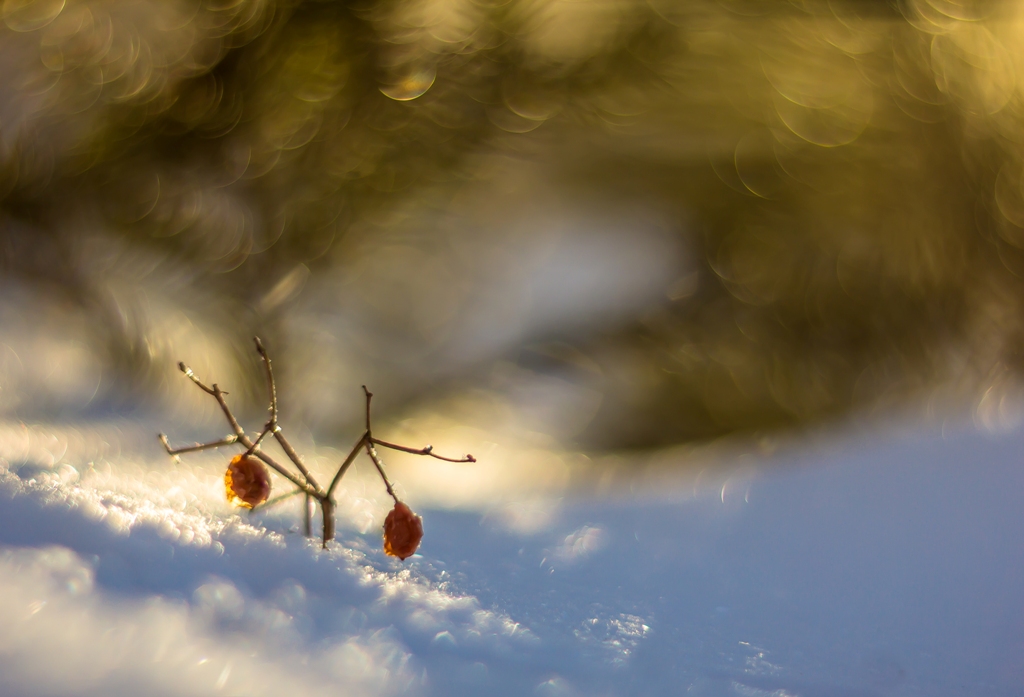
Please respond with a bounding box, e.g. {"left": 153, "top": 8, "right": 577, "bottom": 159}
{"left": 0, "top": 418, "right": 1021, "bottom": 696}
{"left": 0, "top": 425, "right": 540, "bottom": 697}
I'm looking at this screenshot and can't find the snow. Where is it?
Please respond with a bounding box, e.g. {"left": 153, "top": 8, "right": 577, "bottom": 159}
{"left": 0, "top": 418, "right": 1021, "bottom": 696}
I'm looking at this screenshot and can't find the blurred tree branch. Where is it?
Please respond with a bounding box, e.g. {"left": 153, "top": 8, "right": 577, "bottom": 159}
{"left": 1, "top": 0, "right": 1022, "bottom": 452}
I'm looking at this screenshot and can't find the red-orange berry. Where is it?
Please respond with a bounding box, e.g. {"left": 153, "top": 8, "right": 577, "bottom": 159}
{"left": 383, "top": 502, "right": 423, "bottom": 560}
{"left": 224, "top": 454, "right": 271, "bottom": 508}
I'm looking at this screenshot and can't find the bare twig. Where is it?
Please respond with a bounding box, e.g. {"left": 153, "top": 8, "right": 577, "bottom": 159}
{"left": 179, "top": 363, "right": 216, "bottom": 395}
{"left": 254, "top": 337, "right": 320, "bottom": 491}
{"left": 273, "top": 431, "right": 318, "bottom": 487}
{"left": 159, "top": 433, "right": 239, "bottom": 456}
{"left": 161, "top": 340, "right": 474, "bottom": 549}
{"left": 254, "top": 337, "right": 279, "bottom": 426}
{"left": 327, "top": 431, "right": 368, "bottom": 498}
{"left": 303, "top": 493, "right": 313, "bottom": 537}
{"left": 364, "top": 441, "right": 399, "bottom": 504}
{"left": 244, "top": 427, "right": 272, "bottom": 456}
{"left": 371, "top": 438, "right": 475, "bottom": 463}
{"left": 173, "top": 362, "right": 314, "bottom": 495}
{"left": 252, "top": 487, "right": 305, "bottom": 511}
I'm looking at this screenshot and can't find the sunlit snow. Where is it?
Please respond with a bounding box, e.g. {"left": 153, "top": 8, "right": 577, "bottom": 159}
{"left": 0, "top": 418, "right": 1021, "bottom": 696}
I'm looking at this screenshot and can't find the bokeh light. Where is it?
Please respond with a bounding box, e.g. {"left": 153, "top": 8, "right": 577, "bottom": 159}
{"left": 2, "top": 0, "right": 1024, "bottom": 488}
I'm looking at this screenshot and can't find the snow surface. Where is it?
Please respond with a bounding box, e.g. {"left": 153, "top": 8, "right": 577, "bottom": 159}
{"left": 0, "top": 419, "right": 1021, "bottom": 697}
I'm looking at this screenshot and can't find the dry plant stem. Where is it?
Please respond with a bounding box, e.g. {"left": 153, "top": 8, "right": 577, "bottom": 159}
{"left": 371, "top": 438, "right": 477, "bottom": 463}
{"left": 173, "top": 360, "right": 333, "bottom": 543}
{"left": 327, "top": 432, "right": 368, "bottom": 498}
{"left": 177, "top": 363, "right": 314, "bottom": 495}
{"left": 354, "top": 386, "right": 474, "bottom": 501}
{"left": 304, "top": 493, "right": 313, "bottom": 537}
{"left": 244, "top": 489, "right": 316, "bottom": 538}
{"left": 173, "top": 355, "right": 338, "bottom": 541}
{"left": 158, "top": 433, "right": 239, "bottom": 457}
{"left": 365, "top": 441, "right": 399, "bottom": 504}
{"left": 244, "top": 427, "right": 272, "bottom": 457}
{"left": 359, "top": 385, "right": 475, "bottom": 465}
{"left": 254, "top": 338, "right": 319, "bottom": 489}
{"left": 360, "top": 386, "right": 398, "bottom": 503}
{"left": 254, "top": 487, "right": 304, "bottom": 510}
{"left": 161, "top": 340, "right": 475, "bottom": 548}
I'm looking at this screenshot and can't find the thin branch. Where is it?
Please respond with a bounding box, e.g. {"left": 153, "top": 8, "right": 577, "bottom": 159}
{"left": 371, "top": 438, "right": 475, "bottom": 463}
{"left": 251, "top": 487, "right": 305, "bottom": 511}
{"left": 158, "top": 434, "right": 183, "bottom": 464}
{"left": 244, "top": 426, "right": 272, "bottom": 456}
{"left": 179, "top": 362, "right": 216, "bottom": 395}
{"left": 159, "top": 433, "right": 238, "bottom": 456}
{"left": 358, "top": 384, "right": 400, "bottom": 502}
{"left": 304, "top": 493, "right": 312, "bottom": 537}
{"left": 273, "top": 431, "right": 321, "bottom": 491}
{"left": 327, "top": 431, "right": 368, "bottom": 498}
{"left": 177, "top": 362, "right": 316, "bottom": 496}
{"left": 178, "top": 362, "right": 247, "bottom": 440}
{"left": 168, "top": 346, "right": 465, "bottom": 547}
{"left": 250, "top": 451, "right": 314, "bottom": 494}
{"left": 253, "top": 337, "right": 278, "bottom": 426}
{"left": 364, "top": 440, "right": 399, "bottom": 504}
{"left": 255, "top": 337, "right": 320, "bottom": 491}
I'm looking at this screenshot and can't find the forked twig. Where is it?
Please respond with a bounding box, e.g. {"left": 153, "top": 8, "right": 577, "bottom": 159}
{"left": 164, "top": 364, "right": 313, "bottom": 494}
{"left": 159, "top": 433, "right": 238, "bottom": 457}
{"left": 371, "top": 438, "right": 477, "bottom": 463}
{"left": 251, "top": 487, "right": 304, "bottom": 511}
{"left": 366, "top": 440, "right": 398, "bottom": 503}
{"left": 327, "top": 432, "right": 367, "bottom": 498}
{"left": 159, "top": 337, "right": 475, "bottom": 548}
{"left": 253, "top": 337, "right": 319, "bottom": 489}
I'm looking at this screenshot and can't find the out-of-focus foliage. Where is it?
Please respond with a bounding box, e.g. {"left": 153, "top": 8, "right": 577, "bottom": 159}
{"left": 2, "top": 0, "right": 1024, "bottom": 452}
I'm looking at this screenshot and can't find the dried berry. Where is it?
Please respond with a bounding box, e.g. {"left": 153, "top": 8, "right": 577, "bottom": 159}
{"left": 383, "top": 502, "right": 423, "bottom": 560}
{"left": 224, "top": 454, "right": 271, "bottom": 508}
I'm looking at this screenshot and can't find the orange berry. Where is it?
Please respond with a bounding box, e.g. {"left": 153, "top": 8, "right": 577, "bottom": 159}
{"left": 383, "top": 502, "right": 423, "bottom": 560}
{"left": 224, "top": 454, "right": 271, "bottom": 508}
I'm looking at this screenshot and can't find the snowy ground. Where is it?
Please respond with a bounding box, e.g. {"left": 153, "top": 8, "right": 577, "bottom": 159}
{"left": 0, "top": 417, "right": 1021, "bottom": 697}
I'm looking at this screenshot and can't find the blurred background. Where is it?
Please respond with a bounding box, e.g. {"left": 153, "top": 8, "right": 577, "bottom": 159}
{"left": 3, "top": 0, "right": 1024, "bottom": 503}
